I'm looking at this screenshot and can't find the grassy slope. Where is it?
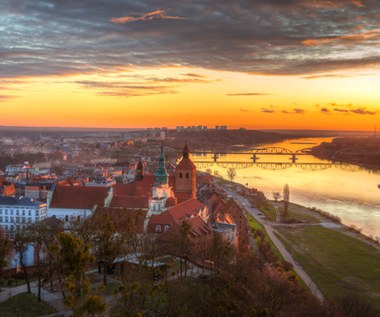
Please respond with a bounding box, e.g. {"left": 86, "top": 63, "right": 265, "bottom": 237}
{"left": 246, "top": 213, "right": 283, "bottom": 260}
{"left": 0, "top": 292, "right": 56, "bottom": 317}
{"left": 276, "top": 225, "right": 380, "bottom": 310}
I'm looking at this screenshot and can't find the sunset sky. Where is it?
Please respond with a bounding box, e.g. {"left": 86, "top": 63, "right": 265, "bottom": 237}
{"left": 1, "top": 0, "right": 379, "bottom": 130}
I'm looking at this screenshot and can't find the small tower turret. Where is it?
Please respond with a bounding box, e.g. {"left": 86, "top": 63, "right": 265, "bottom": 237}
{"left": 183, "top": 141, "right": 189, "bottom": 159}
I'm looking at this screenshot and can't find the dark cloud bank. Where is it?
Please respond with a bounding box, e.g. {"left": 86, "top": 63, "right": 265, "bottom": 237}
{"left": 0, "top": 0, "right": 379, "bottom": 79}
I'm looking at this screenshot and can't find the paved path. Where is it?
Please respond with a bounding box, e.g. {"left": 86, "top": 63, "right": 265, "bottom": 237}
{"left": 0, "top": 282, "right": 71, "bottom": 316}
{"left": 218, "top": 184, "right": 325, "bottom": 302}
{"left": 0, "top": 284, "right": 28, "bottom": 303}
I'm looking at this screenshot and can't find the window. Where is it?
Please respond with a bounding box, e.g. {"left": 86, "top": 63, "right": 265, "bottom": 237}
{"left": 65, "top": 215, "right": 69, "bottom": 222}
{"left": 11, "top": 210, "right": 13, "bottom": 215}
{"left": 164, "top": 225, "right": 170, "bottom": 231}
{"left": 16, "top": 210, "right": 19, "bottom": 216}
{"left": 155, "top": 225, "right": 161, "bottom": 232}
{"left": 179, "top": 172, "right": 183, "bottom": 178}
{"left": 22, "top": 210, "right": 25, "bottom": 216}
{"left": 28, "top": 210, "right": 31, "bottom": 216}
{"left": 186, "top": 173, "right": 189, "bottom": 179}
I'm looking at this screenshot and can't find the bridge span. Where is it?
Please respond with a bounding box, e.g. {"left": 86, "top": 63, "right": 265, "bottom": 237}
{"left": 190, "top": 146, "right": 368, "bottom": 165}
{"left": 192, "top": 160, "right": 360, "bottom": 172}
{"left": 191, "top": 146, "right": 314, "bottom": 163}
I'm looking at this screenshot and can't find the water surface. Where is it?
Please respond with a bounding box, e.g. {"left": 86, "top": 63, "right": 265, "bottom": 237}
{"left": 193, "top": 137, "right": 380, "bottom": 238}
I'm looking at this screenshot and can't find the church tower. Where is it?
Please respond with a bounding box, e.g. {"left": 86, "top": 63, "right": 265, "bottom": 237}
{"left": 135, "top": 158, "right": 144, "bottom": 181}
{"left": 155, "top": 144, "right": 168, "bottom": 185}
{"left": 175, "top": 142, "right": 196, "bottom": 201}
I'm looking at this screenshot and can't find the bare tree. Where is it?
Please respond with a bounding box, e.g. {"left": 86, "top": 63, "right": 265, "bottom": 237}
{"left": 283, "top": 184, "right": 290, "bottom": 216}
{"left": 227, "top": 167, "right": 237, "bottom": 182}
{"left": 272, "top": 191, "right": 281, "bottom": 202}
{"left": 90, "top": 208, "right": 136, "bottom": 286}
{"left": 13, "top": 224, "right": 32, "bottom": 293}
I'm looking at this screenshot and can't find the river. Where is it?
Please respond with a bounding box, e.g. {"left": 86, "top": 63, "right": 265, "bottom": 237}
{"left": 192, "top": 137, "right": 380, "bottom": 238}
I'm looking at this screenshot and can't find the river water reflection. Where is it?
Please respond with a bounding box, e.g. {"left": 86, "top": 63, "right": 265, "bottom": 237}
{"left": 193, "top": 137, "right": 380, "bottom": 238}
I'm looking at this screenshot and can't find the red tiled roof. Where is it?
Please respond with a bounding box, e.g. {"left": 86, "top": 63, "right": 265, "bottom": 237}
{"left": 158, "top": 216, "right": 213, "bottom": 245}
{"left": 176, "top": 158, "right": 196, "bottom": 171}
{"left": 50, "top": 185, "right": 109, "bottom": 209}
{"left": 110, "top": 195, "right": 149, "bottom": 209}
{"left": 167, "top": 198, "right": 206, "bottom": 221}
{"left": 185, "top": 216, "right": 213, "bottom": 238}
{"left": 58, "top": 178, "right": 83, "bottom": 186}
{"left": 149, "top": 212, "right": 175, "bottom": 226}
{"left": 147, "top": 198, "right": 207, "bottom": 233}
{"left": 113, "top": 174, "right": 175, "bottom": 197}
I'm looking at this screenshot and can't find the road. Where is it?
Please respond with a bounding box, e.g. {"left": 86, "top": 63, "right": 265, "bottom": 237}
{"left": 219, "top": 184, "right": 325, "bottom": 302}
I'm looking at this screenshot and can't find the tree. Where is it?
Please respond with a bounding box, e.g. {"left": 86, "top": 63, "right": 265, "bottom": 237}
{"left": 179, "top": 221, "right": 191, "bottom": 278}
{"left": 0, "top": 228, "right": 11, "bottom": 277}
{"left": 90, "top": 208, "right": 136, "bottom": 286}
{"left": 273, "top": 191, "right": 281, "bottom": 202}
{"left": 53, "top": 232, "right": 94, "bottom": 308}
{"left": 227, "top": 167, "right": 237, "bottom": 182}
{"left": 13, "top": 224, "right": 32, "bottom": 293}
{"left": 28, "top": 222, "right": 45, "bottom": 302}
{"left": 79, "top": 295, "right": 106, "bottom": 317}
{"left": 283, "top": 184, "right": 290, "bottom": 216}
{"left": 209, "top": 233, "right": 233, "bottom": 270}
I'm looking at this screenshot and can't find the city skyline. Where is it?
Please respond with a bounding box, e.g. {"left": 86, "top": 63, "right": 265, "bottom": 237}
{"left": 1, "top": 1, "right": 379, "bottom": 130}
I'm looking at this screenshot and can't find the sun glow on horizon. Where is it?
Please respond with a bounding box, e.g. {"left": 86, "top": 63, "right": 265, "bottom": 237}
{"left": 1, "top": 66, "right": 379, "bottom": 131}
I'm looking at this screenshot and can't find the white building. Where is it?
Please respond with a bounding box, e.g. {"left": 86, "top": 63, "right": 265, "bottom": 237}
{"left": 5, "top": 164, "right": 25, "bottom": 176}
{"left": 48, "top": 185, "right": 113, "bottom": 221}
{"left": 0, "top": 196, "right": 48, "bottom": 267}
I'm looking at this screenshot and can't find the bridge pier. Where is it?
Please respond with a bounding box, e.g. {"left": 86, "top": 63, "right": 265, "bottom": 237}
{"left": 251, "top": 154, "right": 258, "bottom": 163}
{"left": 213, "top": 152, "right": 219, "bottom": 163}
{"left": 291, "top": 154, "right": 297, "bottom": 163}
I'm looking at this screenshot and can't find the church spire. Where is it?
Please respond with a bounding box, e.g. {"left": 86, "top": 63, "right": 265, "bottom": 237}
{"left": 155, "top": 143, "right": 168, "bottom": 185}
{"left": 135, "top": 158, "right": 144, "bottom": 181}
{"left": 183, "top": 141, "right": 189, "bottom": 159}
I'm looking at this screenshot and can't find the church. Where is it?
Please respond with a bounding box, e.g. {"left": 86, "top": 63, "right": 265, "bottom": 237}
{"left": 109, "top": 143, "right": 209, "bottom": 229}
{"left": 107, "top": 143, "right": 215, "bottom": 261}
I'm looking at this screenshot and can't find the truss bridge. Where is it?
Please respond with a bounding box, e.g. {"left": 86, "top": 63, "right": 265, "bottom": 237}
{"left": 192, "top": 146, "right": 314, "bottom": 163}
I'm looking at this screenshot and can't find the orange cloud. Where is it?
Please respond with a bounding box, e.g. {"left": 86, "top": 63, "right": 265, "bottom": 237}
{"left": 351, "top": 0, "right": 365, "bottom": 7}
{"left": 111, "top": 10, "right": 185, "bottom": 24}
{"left": 302, "top": 29, "right": 380, "bottom": 46}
